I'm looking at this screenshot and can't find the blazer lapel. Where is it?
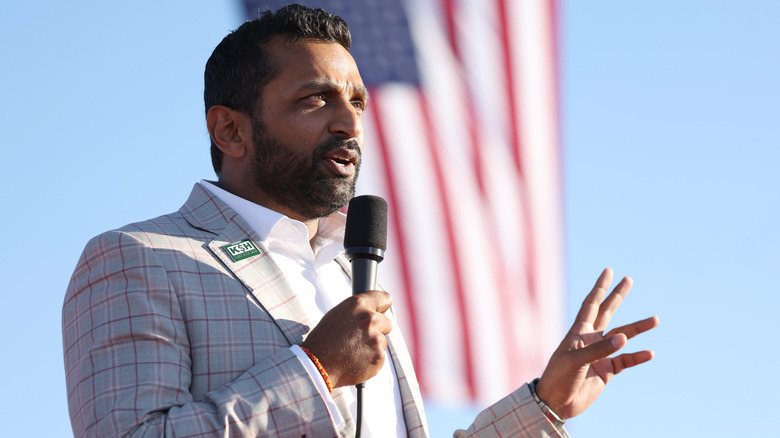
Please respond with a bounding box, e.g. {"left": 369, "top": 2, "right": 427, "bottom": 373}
{"left": 386, "top": 324, "right": 429, "bottom": 437}
{"left": 208, "top": 224, "right": 317, "bottom": 345}
{"left": 179, "top": 184, "right": 315, "bottom": 345}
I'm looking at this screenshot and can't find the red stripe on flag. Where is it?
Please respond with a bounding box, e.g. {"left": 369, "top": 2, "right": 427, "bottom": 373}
{"left": 547, "top": 0, "right": 565, "bottom": 188}
{"left": 439, "top": 0, "right": 486, "bottom": 195}
{"left": 440, "top": 0, "right": 527, "bottom": 388}
{"left": 547, "top": 0, "right": 566, "bottom": 297}
{"left": 496, "top": 0, "right": 524, "bottom": 173}
{"left": 366, "top": 90, "right": 425, "bottom": 392}
{"left": 440, "top": 0, "right": 460, "bottom": 59}
{"left": 416, "top": 89, "right": 477, "bottom": 399}
{"left": 496, "top": 0, "right": 538, "bottom": 305}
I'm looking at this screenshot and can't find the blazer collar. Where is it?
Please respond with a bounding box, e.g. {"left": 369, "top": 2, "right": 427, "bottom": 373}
{"left": 178, "top": 183, "right": 239, "bottom": 235}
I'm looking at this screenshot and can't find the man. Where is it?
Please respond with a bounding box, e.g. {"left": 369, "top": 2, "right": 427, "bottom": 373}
{"left": 62, "top": 5, "right": 658, "bottom": 437}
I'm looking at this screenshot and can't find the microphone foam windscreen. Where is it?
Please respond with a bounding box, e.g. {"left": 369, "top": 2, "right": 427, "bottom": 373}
{"left": 344, "top": 195, "right": 388, "bottom": 251}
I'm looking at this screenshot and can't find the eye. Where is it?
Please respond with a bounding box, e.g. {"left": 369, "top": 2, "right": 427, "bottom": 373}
{"left": 351, "top": 99, "right": 366, "bottom": 111}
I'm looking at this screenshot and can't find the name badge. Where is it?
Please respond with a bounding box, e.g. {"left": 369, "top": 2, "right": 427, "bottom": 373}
{"left": 223, "top": 239, "right": 261, "bottom": 262}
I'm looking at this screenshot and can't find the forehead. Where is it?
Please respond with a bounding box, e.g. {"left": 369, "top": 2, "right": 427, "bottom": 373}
{"left": 262, "top": 38, "right": 365, "bottom": 97}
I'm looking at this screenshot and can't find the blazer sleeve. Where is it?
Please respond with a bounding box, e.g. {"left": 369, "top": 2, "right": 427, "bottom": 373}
{"left": 454, "top": 384, "right": 570, "bottom": 438}
{"left": 62, "top": 230, "right": 338, "bottom": 437}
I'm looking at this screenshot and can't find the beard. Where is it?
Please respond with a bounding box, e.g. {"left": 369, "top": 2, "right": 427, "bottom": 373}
{"left": 250, "top": 118, "right": 361, "bottom": 220}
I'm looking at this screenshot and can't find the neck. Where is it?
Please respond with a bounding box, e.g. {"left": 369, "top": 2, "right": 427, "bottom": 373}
{"left": 212, "top": 178, "right": 321, "bottom": 248}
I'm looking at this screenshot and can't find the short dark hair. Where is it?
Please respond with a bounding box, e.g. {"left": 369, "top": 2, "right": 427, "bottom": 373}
{"left": 204, "top": 4, "right": 352, "bottom": 175}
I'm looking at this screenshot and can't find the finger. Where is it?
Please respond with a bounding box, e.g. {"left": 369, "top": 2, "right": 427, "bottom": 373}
{"left": 365, "top": 324, "right": 390, "bottom": 355}
{"left": 605, "top": 316, "right": 659, "bottom": 340}
{"left": 573, "top": 268, "right": 613, "bottom": 328}
{"left": 353, "top": 301, "right": 394, "bottom": 335}
{"left": 359, "top": 290, "right": 394, "bottom": 313}
{"left": 569, "top": 333, "right": 626, "bottom": 366}
{"left": 371, "top": 311, "right": 394, "bottom": 336}
{"left": 593, "top": 276, "right": 633, "bottom": 332}
{"left": 611, "top": 350, "right": 655, "bottom": 375}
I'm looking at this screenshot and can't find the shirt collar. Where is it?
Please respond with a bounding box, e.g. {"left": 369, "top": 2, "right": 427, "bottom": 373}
{"left": 199, "top": 180, "right": 346, "bottom": 255}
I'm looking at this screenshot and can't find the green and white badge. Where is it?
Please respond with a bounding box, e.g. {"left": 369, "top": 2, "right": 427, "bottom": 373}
{"left": 223, "top": 239, "right": 261, "bottom": 262}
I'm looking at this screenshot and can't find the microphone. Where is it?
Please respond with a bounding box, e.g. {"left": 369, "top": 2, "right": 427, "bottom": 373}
{"left": 344, "top": 195, "right": 388, "bottom": 296}
{"left": 343, "top": 195, "right": 387, "bottom": 438}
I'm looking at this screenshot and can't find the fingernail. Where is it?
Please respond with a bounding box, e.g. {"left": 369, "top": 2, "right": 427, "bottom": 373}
{"left": 611, "top": 335, "right": 625, "bottom": 348}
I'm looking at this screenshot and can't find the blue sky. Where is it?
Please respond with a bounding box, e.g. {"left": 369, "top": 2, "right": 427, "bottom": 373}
{"left": 1, "top": 1, "right": 778, "bottom": 436}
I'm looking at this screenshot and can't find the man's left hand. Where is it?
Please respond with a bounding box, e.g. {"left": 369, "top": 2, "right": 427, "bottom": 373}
{"left": 535, "top": 268, "right": 659, "bottom": 420}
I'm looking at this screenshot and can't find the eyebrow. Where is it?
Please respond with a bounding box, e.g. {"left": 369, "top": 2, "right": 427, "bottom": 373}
{"left": 299, "top": 79, "right": 370, "bottom": 104}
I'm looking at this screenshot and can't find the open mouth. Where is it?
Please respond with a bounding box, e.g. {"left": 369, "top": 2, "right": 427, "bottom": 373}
{"left": 332, "top": 156, "right": 351, "bottom": 166}
{"left": 323, "top": 148, "right": 359, "bottom": 176}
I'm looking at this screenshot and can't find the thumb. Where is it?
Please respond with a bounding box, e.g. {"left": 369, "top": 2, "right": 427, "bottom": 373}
{"left": 571, "top": 334, "right": 627, "bottom": 365}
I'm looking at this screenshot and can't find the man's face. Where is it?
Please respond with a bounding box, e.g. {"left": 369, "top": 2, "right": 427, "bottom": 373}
{"left": 249, "top": 38, "right": 368, "bottom": 220}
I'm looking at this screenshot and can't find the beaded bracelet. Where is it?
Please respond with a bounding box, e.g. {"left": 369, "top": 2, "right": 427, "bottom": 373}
{"left": 301, "top": 347, "right": 334, "bottom": 394}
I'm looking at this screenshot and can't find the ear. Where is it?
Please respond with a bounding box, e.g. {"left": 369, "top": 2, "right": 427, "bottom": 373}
{"left": 206, "top": 105, "right": 251, "bottom": 159}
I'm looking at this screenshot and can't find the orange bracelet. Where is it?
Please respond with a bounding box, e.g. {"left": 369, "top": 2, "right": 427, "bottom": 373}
{"left": 301, "top": 347, "right": 333, "bottom": 394}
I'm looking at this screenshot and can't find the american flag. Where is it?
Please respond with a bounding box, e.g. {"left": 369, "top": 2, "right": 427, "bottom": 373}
{"left": 243, "top": 0, "right": 565, "bottom": 405}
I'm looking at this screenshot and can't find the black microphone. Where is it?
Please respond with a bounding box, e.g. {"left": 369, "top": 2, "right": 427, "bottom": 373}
{"left": 344, "top": 195, "right": 388, "bottom": 296}
{"left": 344, "top": 195, "right": 387, "bottom": 438}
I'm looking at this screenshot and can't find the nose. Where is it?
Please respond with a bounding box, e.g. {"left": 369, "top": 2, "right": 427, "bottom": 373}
{"left": 329, "top": 98, "right": 363, "bottom": 140}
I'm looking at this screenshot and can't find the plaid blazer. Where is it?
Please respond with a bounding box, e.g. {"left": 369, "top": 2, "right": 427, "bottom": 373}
{"left": 62, "top": 184, "right": 427, "bottom": 437}
{"left": 63, "top": 184, "right": 567, "bottom": 437}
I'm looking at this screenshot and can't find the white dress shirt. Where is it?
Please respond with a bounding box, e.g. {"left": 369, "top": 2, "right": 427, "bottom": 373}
{"left": 201, "top": 180, "right": 406, "bottom": 437}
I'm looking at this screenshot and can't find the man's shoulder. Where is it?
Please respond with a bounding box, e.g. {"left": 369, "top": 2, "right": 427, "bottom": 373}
{"left": 80, "top": 210, "right": 200, "bottom": 256}
{"left": 117, "top": 210, "right": 194, "bottom": 238}
{"left": 88, "top": 183, "right": 227, "bottom": 248}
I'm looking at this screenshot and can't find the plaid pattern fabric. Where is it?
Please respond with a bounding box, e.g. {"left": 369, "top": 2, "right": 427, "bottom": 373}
{"left": 456, "top": 384, "right": 570, "bottom": 437}
{"left": 63, "top": 183, "right": 563, "bottom": 437}
{"left": 63, "top": 184, "right": 344, "bottom": 436}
